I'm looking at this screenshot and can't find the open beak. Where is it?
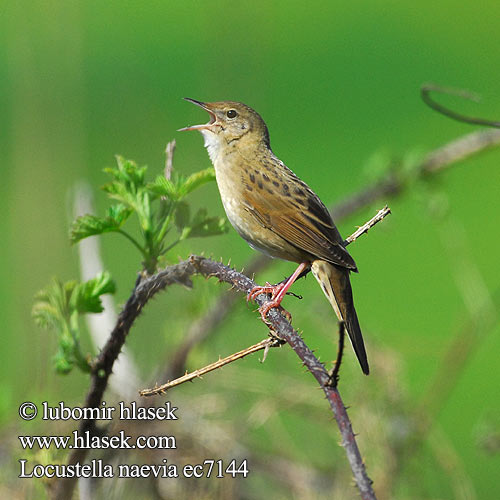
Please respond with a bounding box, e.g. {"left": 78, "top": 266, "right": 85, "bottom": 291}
{"left": 178, "top": 98, "right": 217, "bottom": 132}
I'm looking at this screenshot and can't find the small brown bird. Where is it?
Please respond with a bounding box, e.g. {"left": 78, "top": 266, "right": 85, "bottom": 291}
{"left": 179, "top": 99, "right": 369, "bottom": 374}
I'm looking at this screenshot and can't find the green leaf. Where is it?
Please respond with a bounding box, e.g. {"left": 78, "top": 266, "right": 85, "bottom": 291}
{"left": 109, "top": 156, "right": 147, "bottom": 189}
{"left": 174, "top": 201, "right": 190, "bottom": 232}
{"left": 148, "top": 167, "right": 216, "bottom": 202}
{"left": 33, "top": 279, "right": 76, "bottom": 325}
{"left": 32, "top": 301, "right": 60, "bottom": 329}
{"left": 179, "top": 167, "right": 216, "bottom": 196}
{"left": 107, "top": 204, "right": 134, "bottom": 225}
{"left": 73, "top": 272, "right": 116, "bottom": 314}
{"left": 101, "top": 181, "right": 136, "bottom": 207}
{"left": 33, "top": 273, "right": 115, "bottom": 374}
{"left": 70, "top": 204, "right": 133, "bottom": 244}
{"left": 135, "top": 190, "right": 152, "bottom": 232}
{"left": 102, "top": 157, "right": 148, "bottom": 209}
{"left": 188, "top": 208, "right": 229, "bottom": 238}
{"left": 148, "top": 176, "right": 181, "bottom": 200}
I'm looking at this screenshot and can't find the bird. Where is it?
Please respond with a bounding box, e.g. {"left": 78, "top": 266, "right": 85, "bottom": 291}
{"left": 179, "top": 99, "right": 369, "bottom": 375}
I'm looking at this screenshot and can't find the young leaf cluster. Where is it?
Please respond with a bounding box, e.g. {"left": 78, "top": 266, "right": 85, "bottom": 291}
{"left": 70, "top": 157, "right": 228, "bottom": 274}
{"left": 37, "top": 153, "right": 228, "bottom": 375}
{"left": 32, "top": 273, "right": 115, "bottom": 374}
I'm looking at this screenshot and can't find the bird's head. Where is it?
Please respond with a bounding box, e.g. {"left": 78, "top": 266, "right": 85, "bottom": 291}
{"left": 179, "top": 99, "right": 270, "bottom": 152}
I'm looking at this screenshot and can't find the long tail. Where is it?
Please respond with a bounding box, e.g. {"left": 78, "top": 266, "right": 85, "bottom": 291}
{"left": 311, "top": 260, "right": 369, "bottom": 375}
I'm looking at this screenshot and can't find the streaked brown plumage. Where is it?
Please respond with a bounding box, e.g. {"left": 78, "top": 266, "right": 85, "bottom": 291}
{"left": 179, "top": 99, "right": 369, "bottom": 374}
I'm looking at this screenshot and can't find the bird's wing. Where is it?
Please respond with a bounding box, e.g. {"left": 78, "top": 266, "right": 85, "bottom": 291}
{"left": 242, "top": 179, "right": 357, "bottom": 271}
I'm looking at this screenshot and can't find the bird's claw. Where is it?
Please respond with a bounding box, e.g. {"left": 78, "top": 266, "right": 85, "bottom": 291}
{"left": 258, "top": 300, "right": 291, "bottom": 322}
{"left": 246, "top": 282, "right": 281, "bottom": 302}
{"left": 247, "top": 283, "right": 292, "bottom": 323}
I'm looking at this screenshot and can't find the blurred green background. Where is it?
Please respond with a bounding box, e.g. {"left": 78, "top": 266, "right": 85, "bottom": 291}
{"left": 2, "top": 1, "right": 499, "bottom": 498}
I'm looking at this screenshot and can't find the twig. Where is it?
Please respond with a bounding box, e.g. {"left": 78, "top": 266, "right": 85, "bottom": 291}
{"left": 328, "top": 321, "right": 346, "bottom": 387}
{"left": 55, "top": 124, "right": 500, "bottom": 498}
{"left": 420, "top": 128, "right": 500, "bottom": 175}
{"left": 333, "top": 128, "right": 500, "bottom": 218}
{"left": 421, "top": 84, "right": 500, "bottom": 128}
{"left": 164, "top": 139, "right": 176, "bottom": 180}
{"left": 140, "top": 337, "right": 281, "bottom": 396}
{"left": 343, "top": 206, "right": 391, "bottom": 246}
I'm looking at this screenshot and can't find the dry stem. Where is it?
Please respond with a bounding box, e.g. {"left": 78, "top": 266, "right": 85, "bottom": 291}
{"left": 344, "top": 205, "right": 391, "bottom": 245}
{"left": 140, "top": 338, "right": 282, "bottom": 396}
{"left": 164, "top": 139, "right": 176, "bottom": 180}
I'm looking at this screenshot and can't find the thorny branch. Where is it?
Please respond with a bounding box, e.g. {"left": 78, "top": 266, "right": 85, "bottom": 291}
{"left": 52, "top": 265, "right": 195, "bottom": 500}
{"left": 54, "top": 205, "right": 389, "bottom": 500}
{"left": 186, "top": 256, "right": 378, "bottom": 500}
{"left": 344, "top": 206, "right": 390, "bottom": 246}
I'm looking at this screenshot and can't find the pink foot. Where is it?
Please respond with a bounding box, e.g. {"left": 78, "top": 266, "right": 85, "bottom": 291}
{"left": 247, "top": 282, "right": 285, "bottom": 303}
{"left": 247, "top": 263, "right": 309, "bottom": 324}
{"left": 247, "top": 283, "right": 291, "bottom": 322}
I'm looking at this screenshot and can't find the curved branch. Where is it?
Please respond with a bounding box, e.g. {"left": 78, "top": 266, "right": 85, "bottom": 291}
{"left": 51, "top": 264, "right": 195, "bottom": 500}
{"left": 421, "top": 84, "right": 500, "bottom": 128}
{"left": 53, "top": 253, "right": 378, "bottom": 500}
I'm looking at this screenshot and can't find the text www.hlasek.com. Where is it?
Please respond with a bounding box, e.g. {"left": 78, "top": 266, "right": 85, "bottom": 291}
{"left": 19, "top": 430, "right": 176, "bottom": 450}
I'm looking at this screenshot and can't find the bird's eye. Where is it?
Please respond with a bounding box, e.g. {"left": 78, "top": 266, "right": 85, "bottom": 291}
{"left": 226, "top": 109, "right": 237, "bottom": 118}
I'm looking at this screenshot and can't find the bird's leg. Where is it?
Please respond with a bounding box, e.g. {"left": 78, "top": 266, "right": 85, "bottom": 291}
{"left": 248, "top": 262, "right": 309, "bottom": 322}
{"left": 275, "top": 266, "right": 310, "bottom": 288}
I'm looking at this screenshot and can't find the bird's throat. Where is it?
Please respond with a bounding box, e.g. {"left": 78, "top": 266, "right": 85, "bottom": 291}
{"left": 200, "top": 129, "right": 224, "bottom": 165}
